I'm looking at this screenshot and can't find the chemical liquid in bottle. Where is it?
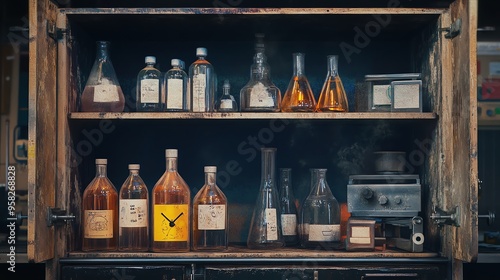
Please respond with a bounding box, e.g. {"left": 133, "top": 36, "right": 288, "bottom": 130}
{"left": 216, "top": 80, "right": 238, "bottom": 112}
{"left": 189, "top": 47, "right": 215, "bottom": 112}
{"left": 136, "top": 56, "right": 162, "bottom": 111}
{"left": 281, "top": 53, "right": 316, "bottom": 112}
{"left": 165, "top": 59, "right": 188, "bottom": 111}
{"left": 316, "top": 55, "right": 349, "bottom": 112}
{"left": 279, "top": 168, "right": 298, "bottom": 246}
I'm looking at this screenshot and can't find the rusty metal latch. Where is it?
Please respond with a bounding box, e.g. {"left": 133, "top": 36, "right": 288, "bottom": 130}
{"left": 440, "top": 18, "right": 462, "bottom": 39}
{"left": 430, "top": 206, "right": 461, "bottom": 227}
{"left": 47, "top": 207, "right": 75, "bottom": 227}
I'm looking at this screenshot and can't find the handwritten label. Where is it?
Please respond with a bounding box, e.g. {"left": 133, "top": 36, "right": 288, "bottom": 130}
{"left": 119, "top": 199, "right": 148, "bottom": 228}
{"left": 84, "top": 210, "right": 114, "bottom": 239}
{"left": 198, "top": 205, "right": 226, "bottom": 230}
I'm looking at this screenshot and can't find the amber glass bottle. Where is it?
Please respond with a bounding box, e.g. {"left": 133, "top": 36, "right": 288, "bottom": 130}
{"left": 152, "top": 149, "right": 191, "bottom": 252}
{"left": 82, "top": 159, "right": 119, "bottom": 251}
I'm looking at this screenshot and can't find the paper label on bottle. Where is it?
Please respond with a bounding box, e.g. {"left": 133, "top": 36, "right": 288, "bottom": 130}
{"left": 249, "top": 82, "right": 275, "bottom": 107}
{"left": 153, "top": 204, "right": 189, "bottom": 242}
{"left": 119, "top": 199, "right": 148, "bottom": 228}
{"left": 84, "top": 210, "right": 114, "bottom": 239}
{"left": 220, "top": 99, "right": 234, "bottom": 109}
{"left": 372, "top": 84, "right": 391, "bottom": 106}
{"left": 281, "top": 214, "right": 297, "bottom": 236}
{"left": 308, "top": 224, "right": 340, "bottom": 242}
{"left": 198, "top": 205, "right": 226, "bottom": 230}
{"left": 140, "top": 79, "right": 160, "bottom": 103}
{"left": 192, "top": 74, "right": 206, "bottom": 112}
{"left": 93, "top": 85, "right": 120, "bottom": 103}
{"left": 166, "top": 78, "right": 184, "bottom": 109}
{"left": 265, "top": 208, "right": 278, "bottom": 241}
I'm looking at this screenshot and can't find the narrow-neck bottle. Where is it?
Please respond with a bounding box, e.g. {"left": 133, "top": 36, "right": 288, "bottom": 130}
{"left": 247, "top": 148, "right": 284, "bottom": 249}
{"left": 281, "top": 53, "right": 316, "bottom": 112}
{"left": 300, "top": 169, "right": 341, "bottom": 249}
{"left": 81, "top": 41, "right": 125, "bottom": 112}
{"left": 279, "top": 168, "right": 298, "bottom": 246}
{"left": 152, "top": 149, "right": 191, "bottom": 252}
{"left": 165, "top": 59, "right": 188, "bottom": 111}
{"left": 82, "top": 159, "right": 118, "bottom": 251}
{"left": 193, "top": 166, "right": 228, "bottom": 251}
{"left": 216, "top": 80, "right": 238, "bottom": 112}
{"left": 119, "top": 164, "right": 149, "bottom": 251}
{"left": 316, "top": 55, "right": 349, "bottom": 112}
{"left": 189, "top": 47, "right": 215, "bottom": 112}
{"left": 136, "top": 56, "right": 162, "bottom": 111}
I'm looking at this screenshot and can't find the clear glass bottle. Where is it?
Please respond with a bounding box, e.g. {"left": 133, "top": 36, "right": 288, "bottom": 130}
{"left": 247, "top": 148, "right": 284, "bottom": 249}
{"left": 192, "top": 166, "right": 228, "bottom": 251}
{"left": 240, "top": 35, "right": 281, "bottom": 112}
{"left": 216, "top": 80, "right": 238, "bottom": 112}
{"left": 136, "top": 56, "right": 162, "bottom": 111}
{"left": 281, "top": 53, "right": 316, "bottom": 112}
{"left": 81, "top": 41, "right": 125, "bottom": 112}
{"left": 189, "top": 47, "right": 215, "bottom": 112}
{"left": 119, "top": 164, "right": 149, "bottom": 251}
{"left": 165, "top": 59, "right": 188, "bottom": 111}
{"left": 300, "top": 169, "right": 341, "bottom": 249}
{"left": 82, "top": 159, "right": 118, "bottom": 251}
{"left": 152, "top": 149, "right": 191, "bottom": 252}
{"left": 316, "top": 55, "right": 349, "bottom": 112}
{"left": 279, "top": 168, "right": 298, "bottom": 246}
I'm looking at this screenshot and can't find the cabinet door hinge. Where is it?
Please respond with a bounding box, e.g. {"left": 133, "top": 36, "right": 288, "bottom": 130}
{"left": 440, "top": 18, "right": 462, "bottom": 39}
{"left": 46, "top": 20, "right": 67, "bottom": 41}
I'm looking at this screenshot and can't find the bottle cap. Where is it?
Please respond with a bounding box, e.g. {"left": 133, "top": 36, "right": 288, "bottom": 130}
{"left": 204, "top": 166, "right": 217, "bottom": 173}
{"left": 145, "top": 56, "right": 156, "bottom": 64}
{"left": 165, "top": 149, "right": 178, "bottom": 158}
{"left": 128, "top": 164, "right": 140, "bottom": 170}
{"left": 196, "top": 47, "right": 207, "bottom": 57}
{"left": 95, "top": 159, "right": 107, "bottom": 165}
{"left": 171, "top": 59, "right": 181, "bottom": 67}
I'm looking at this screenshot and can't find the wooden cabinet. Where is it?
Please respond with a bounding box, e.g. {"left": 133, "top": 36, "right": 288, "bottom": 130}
{"left": 28, "top": 0, "right": 477, "bottom": 279}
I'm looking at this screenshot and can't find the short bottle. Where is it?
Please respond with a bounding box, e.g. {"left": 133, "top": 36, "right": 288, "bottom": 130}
{"left": 152, "top": 149, "right": 191, "bottom": 252}
{"left": 281, "top": 53, "right": 316, "bottom": 112}
{"left": 316, "top": 55, "right": 349, "bottom": 112}
{"left": 165, "top": 59, "right": 188, "bottom": 111}
{"left": 279, "top": 168, "right": 298, "bottom": 246}
{"left": 119, "top": 164, "right": 149, "bottom": 251}
{"left": 192, "top": 166, "right": 228, "bottom": 251}
{"left": 82, "top": 159, "right": 118, "bottom": 251}
{"left": 136, "top": 56, "right": 162, "bottom": 111}
{"left": 216, "top": 80, "right": 238, "bottom": 112}
{"left": 189, "top": 47, "right": 215, "bottom": 112}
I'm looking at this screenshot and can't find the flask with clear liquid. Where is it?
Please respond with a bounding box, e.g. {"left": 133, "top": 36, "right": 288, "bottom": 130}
{"left": 136, "top": 56, "right": 162, "bottom": 112}
{"left": 165, "top": 59, "right": 188, "bottom": 111}
{"left": 192, "top": 166, "right": 228, "bottom": 251}
{"left": 316, "top": 55, "right": 349, "bottom": 112}
{"left": 119, "top": 164, "right": 149, "bottom": 251}
{"left": 281, "top": 53, "right": 316, "bottom": 112}
{"left": 189, "top": 47, "right": 215, "bottom": 112}
{"left": 81, "top": 41, "right": 125, "bottom": 112}
{"left": 216, "top": 80, "right": 238, "bottom": 112}
{"left": 247, "top": 148, "right": 284, "bottom": 249}
{"left": 279, "top": 168, "right": 298, "bottom": 246}
{"left": 82, "top": 159, "right": 118, "bottom": 251}
{"left": 152, "top": 149, "right": 191, "bottom": 252}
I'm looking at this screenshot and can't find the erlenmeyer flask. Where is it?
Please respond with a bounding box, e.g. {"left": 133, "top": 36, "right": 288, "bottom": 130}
{"left": 316, "top": 55, "right": 349, "bottom": 112}
{"left": 281, "top": 53, "right": 316, "bottom": 112}
{"left": 247, "top": 148, "right": 284, "bottom": 248}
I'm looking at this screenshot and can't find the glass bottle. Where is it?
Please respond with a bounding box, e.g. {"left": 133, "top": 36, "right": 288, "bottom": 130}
{"left": 316, "top": 55, "right": 349, "bottom": 112}
{"left": 165, "top": 59, "right": 188, "bottom": 111}
{"left": 152, "top": 149, "right": 191, "bottom": 252}
{"left": 82, "top": 159, "right": 118, "bottom": 251}
{"left": 192, "top": 166, "right": 228, "bottom": 251}
{"left": 189, "top": 47, "right": 215, "bottom": 112}
{"left": 240, "top": 35, "right": 281, "bottom": 112}
{"left": 300, "top": 169, "right": 341, "bottom": 249}
{"left": 81, "top": 41, "right": 125, "bottom": 112}
{"left": 119, "top": 164, "right": 149, "bottom": 251}
{"left": 279, "top": 168, "right": 298, "bottom": 246}
{"left": 136, "top": 56, "right": 162, "bottom": 112}
{"left": 247, "top": 148, "right": 284, "bottom": 249}
{"left": 281, "top": 53, "right": 316, "bottom": 112}
{"left": 216, "top": 80, "right": 238, "bottom": 112}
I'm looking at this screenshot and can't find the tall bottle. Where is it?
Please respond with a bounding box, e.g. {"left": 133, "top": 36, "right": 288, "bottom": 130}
{"left": 316, "top": 55, "right": 349, "bottom": 112}
{"left": 189, "top": 47, "right": 215, "bottom": 112}
{"left": 281, "top": 53, "right": 316, "bottom": 112}
{"left": 81, "top": 41, "right": 125, "bottom": 112}
{"left": 300, "top": 169, "right": 341, "bottom": 249}
{"left": 119, "top": 164, "right": 149, "bottom": 251}
{"left": 165, "top": 59, "right": 188, "bottom": 111}
{"left": 136, "top": 56, "right": 162, "bottom": 111}
{"left": 279, "top": 168, "right": 298, "bottom": 246}
{"left": 240, "top": 34, "right": 281, "bottom": 111}
{"left": 216, "top": 80, "right": 238, "bottom": 112}
{"left": 152, "top": 149, "right": 191, "bottom": 252}
{"left": 82, "top": 159, "right": 118, "bottom": 251}
{"left": 247, "top": 148, "right": 284, "bottom": 249}
{"left": 192, "top": 166, "right": 228, "bottom": 251}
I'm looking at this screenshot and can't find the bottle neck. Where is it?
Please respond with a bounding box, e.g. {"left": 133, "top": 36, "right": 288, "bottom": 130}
{"left": 293, "top": 53, "right": 305, "bottom": 76}
{"left": 166, "top": 157, "right": 178, "bottom": 171}
{"left": 260, "top": 149, "right": 276, "bottom": 189}
{"left": 96, "top": 164, "right": 107, "bottom": 177}
{"left": 205, "top": 171, "right": 216, "bottom": 186}
{"left": 327, "top": 55, "right": 339, "bottom": 76}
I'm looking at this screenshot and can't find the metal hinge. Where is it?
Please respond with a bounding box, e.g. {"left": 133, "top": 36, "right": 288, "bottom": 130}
{"left": 46, "top": 20, "right": 67, "bottom": 41}
{"left": 430, "top": 206, "right": 461, "bottom": 227}
{"left": 440, "top": 18, "right": 462, "bottom": 39}
{"left": 47, "top": 207, "right": 75, "bottom": 227}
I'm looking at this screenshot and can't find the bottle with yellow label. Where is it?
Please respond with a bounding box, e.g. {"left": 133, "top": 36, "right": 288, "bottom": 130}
{"left": 152, "top": 149, "right": 191, "bottom": 252}
{"left": 82, "top": 158, "right": 118, "bottom": 251}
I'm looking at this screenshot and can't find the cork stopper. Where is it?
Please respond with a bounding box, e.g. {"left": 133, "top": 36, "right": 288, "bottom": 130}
{"left": 95, "top": 159, "right": 107, "bottom": 165}
{"left": 165, "top": 149, "right": 178, "bottom": 158}
{"left": 204, "top": 166, "right": 217, "bottom": 173}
